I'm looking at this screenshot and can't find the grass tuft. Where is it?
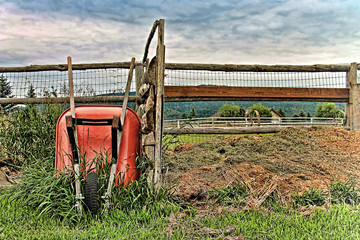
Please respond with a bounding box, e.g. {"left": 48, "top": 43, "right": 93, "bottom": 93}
{"left": 292, "top": 187, "right": 326, "bottom": 207}
{"left": 208, "top": 181, "right": 249, "bottom": 205}
{"left": 328, "top": 178, "right": 360, "bottom": 205}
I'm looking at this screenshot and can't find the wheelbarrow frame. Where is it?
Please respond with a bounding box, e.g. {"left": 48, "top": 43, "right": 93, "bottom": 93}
{"left": 58, "top": 57, "right": 137, "bottom": 213}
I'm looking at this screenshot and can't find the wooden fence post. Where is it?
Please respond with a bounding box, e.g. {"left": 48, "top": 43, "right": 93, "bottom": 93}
{"left": 154, "top": 19, "right": 165, "bottom": 192}
{"left": 135, "top": 64, "right": 144, "bottom": 111}
{"left": 346, "top": 62, "right": 359, "bottom": 130}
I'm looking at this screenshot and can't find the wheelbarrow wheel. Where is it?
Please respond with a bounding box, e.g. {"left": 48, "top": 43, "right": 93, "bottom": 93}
{"left": 85, "top": 172, "right": 98, "bottom": 214}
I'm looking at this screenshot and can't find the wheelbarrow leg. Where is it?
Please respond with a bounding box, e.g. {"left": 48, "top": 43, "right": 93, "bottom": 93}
{"left": 102, "top": 116, "right": 122, "bottom": 209}
{"left": 66, "top": 115, "right": 84, "bottom": 213}
{"left": 102, "top": 57, "right": 135, "bottom": 210}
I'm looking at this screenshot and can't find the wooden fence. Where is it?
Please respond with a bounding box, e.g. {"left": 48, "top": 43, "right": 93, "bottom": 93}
{"left": 0, "top": 62, "right": 359, "bottom": 129}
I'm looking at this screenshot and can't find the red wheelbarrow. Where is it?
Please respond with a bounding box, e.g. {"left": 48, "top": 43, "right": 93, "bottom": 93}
{"left": 55, "top": 105, "right": 141, "bottom": 213}
{"left": 55, "top": 57, "right": 140, "bottom": 214}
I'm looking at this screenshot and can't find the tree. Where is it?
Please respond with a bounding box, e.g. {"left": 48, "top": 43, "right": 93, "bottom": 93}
{"left": 315, "top": 103, "right": 344, "bottom": 118}
{"left": 26, "top": 84, "right": 36, "bottom": 98}
{"left": 249, "top": 103, "right": 272, "bottom": 117}
{"left": 299, "top": 110, "right": 306, "bottom": 118}
{"left": 189, "top": 107, "right": 197, "bottom": 119}
{"left": 219, "top": 103, "right": 245, "bottom": 117}
{"left": 277, "top": 107, "right": 285, "bottom": 117}
{"left": 0, "top": 75, "right": 14, "bottom": 112}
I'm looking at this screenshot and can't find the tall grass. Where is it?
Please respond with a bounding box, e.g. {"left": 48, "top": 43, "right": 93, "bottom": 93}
{"left": 0, "top": 104, "right": 64, "bottom": 166}
{"left": 1, "top": 104, "right": 178, "bottom": 223}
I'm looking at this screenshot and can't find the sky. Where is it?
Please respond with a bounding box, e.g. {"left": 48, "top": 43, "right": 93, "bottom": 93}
{"left": 0, "top": 0, "right": 359, "bottom": 66}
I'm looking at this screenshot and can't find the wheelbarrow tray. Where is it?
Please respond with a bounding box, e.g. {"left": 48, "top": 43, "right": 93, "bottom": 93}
{"left": 55, "top": 105, "right": 141, "bottom": 185}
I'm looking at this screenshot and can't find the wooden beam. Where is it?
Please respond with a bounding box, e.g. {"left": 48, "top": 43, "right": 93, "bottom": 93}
{"left": 0, "top": 96, "right": 139, "bottom": 105}
{"left": 164, "top": 126, "right": 350, "bottom": 135}
{"left": 1, "top": 62, "right": 357, "bottom": 73}
{"left": 0, "top": 62, "right": 145, "bottom": 72}
{"left": 165, "top": 126, "right": 294, "bottom": 134}
{"left": 165, "top": 63, "right": 358, "bottom": 72}
{"left": 164, "top": 86, "right": 349, "bottom": 102}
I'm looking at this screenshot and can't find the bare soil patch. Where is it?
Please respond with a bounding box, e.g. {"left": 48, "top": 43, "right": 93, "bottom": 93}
{"left": 163, "top": 126, "right": 360, "bottom": 206}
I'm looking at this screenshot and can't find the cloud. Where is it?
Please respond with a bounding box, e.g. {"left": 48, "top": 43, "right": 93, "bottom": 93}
{"left": 0, "top": 2, "right": 152, "bottom": 65}
{"left": 0, "top": 0, "right": 359, "bottom": 66}
{"left": 164, "top": 0, "right": 360, "bottom": 64}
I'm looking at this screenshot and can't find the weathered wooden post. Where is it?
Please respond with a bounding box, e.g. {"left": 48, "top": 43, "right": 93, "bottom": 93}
{"left": 136, "top": 19, "right": 165, "bottom": 192}
{"left": 154, "top": 19, "right": 165, "bottom": 192}
{"left": 135, "top": 64, "right": 144, "bottom": 111}
{"left": 346, "top": 62, "right": 359, "bottom": 130}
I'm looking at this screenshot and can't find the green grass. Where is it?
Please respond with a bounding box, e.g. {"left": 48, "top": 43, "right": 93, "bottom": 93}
{"left": 292, "top": 187, "right": 327, "bottom": 207}
{"left": 163, "top": 133, "right": 274, "bottom": 150}
{"left": 0, "top": 194, "right": 173, "bottom": 239}
{"left": 208, "top": 180, "right": 249, "bottom": 206}
{"left": 1, "top": 194, "right": 360, "bottom": 239}
{"left": 0, "top": 104, "right": 64, "bottom": 165}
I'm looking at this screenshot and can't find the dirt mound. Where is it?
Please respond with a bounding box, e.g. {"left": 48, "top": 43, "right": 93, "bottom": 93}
{"left": 163, "top": 126, "right": 360, "bottom": 205}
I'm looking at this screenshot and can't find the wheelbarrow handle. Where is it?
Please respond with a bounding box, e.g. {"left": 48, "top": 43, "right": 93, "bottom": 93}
{"left": 103, "top": 57, "right": 136, "bottom": 207}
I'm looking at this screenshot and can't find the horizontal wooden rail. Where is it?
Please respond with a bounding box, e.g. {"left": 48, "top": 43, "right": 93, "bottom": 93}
{"left": 0, "top": 62, "right": 145, "bottom": 73}
{"left": 0, "top": 86, "right": 349, "bottom": 105}
{"left": 165, "top": 126, "right": 296, "bottom": 134}
{"left": 165, "top": 86, "right": 349, "bottom": 102}
{"left": 2, "top": 62, "right": 358, "bottom": 73}
{"left": 0, "top": 96, "right": 139, "bottom": 104}
{"left": 165, "top": 63, "right": 359, "bottom": 72}
{"left": 164, "top": 126, "right": 350, "bottom": 135}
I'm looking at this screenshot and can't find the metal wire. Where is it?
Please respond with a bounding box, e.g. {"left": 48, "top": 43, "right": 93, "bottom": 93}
{"left": 165, "top": 69, "right": 347, "bottom": 88}
{"left": 0, "top": 68, "right": 134, "bottom": 98}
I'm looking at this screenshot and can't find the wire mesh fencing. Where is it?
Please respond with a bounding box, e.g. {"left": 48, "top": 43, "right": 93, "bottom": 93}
{"left": 164, "top": 69, "right": 348, "bottom": 88}
{"left": 0, "top": 68, "right": 135, "bottom": 99}
{"left": 0, "top": 63, "right": 354, "bottom": 100}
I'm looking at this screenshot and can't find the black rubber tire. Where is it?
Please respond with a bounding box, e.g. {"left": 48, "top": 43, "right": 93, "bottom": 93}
{"left": 85, "top": 172, "right": 99, "bottom": 214}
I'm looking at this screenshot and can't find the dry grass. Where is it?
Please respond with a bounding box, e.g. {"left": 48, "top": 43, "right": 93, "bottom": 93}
{"left": 163, "top": 126, "right": 360, "bottom": 207}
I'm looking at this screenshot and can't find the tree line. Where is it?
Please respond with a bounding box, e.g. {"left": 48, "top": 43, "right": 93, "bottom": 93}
{"left": 172, "top": 102, "right": 345, "bottom": 120}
